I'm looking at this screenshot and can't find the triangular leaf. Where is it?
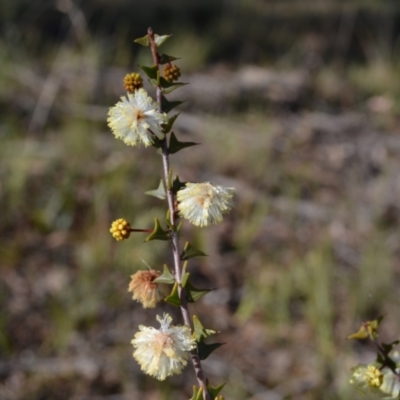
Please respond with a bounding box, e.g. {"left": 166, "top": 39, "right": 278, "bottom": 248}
{"left": 376, "top": 352, "right": 397, "bottom": 372}
{"left": 165, "top": 212, "right": 178, "bottom": 233}
{"left": 145, "top": 218, "right": 170, "bottom": 241}
{"left": 134, "top": 35, "right": 150, "bottom": 46}
{"left": 159, "top": 53, "right": 180, "bottom": 65}
{"left": 171, "top": 175, "right": 186, "bottom": 194}
{"left": 145, "top": 180, "right": 166, "bottom": 200}
{"left": 148, "top": 78, "right": 158, "bottom": 88}
{"left": 197, "top": 341, "right": 224, "bottom": 360}
{"left": 177, "top": 220, "right": 183, "bottom": 233}
{"left": 193, "top": 315, "right": 218, "bottom": 342}
{"left": 348, "top": 326, "right": 369, "bottom": 340}
{"left": 161, "top": 95, "right": 184, "bottom": 113}
{"left": 207, "top": 383, "right": 225, "bottom": 398}
{"left": 184, "top": 280, "right": 211, "bottom": 303}
{"left": 160, "top": 77, "right": 187, "bottom": 94}
{"left": 181, "top": 242, "right": 207, "bottom": 260}
{"left": 348, "top": 316, "right": 385, "bottom": 341}
{"left": 162, "top": 113, "right": 180, "bottom": 134}
{"left": 181, "top": 272, "right": 190, "bottom": 287}
{"left": 188, "top": 386, "right": 203, "bottom": 400}
{"left": 151, "top": 136, "right": 163, "bottom": 149}
{"left": 153, "top": 264, "right": 175, "bottom": 285}
{"left": 154, "top": 34, "right": 172, "bottom": 47}
{"left": 169, "top": 132, "right": 199, "bottom": 154}
{"left": 165, "top": 282, "right": 181, "bottom": 306}
{"left": 139, "top": 65, "right": 159, "bottom": 80}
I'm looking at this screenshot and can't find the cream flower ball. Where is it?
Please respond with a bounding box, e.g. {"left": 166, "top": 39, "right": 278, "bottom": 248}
{"left": 177, "top": 182, "right": 235, "bottom": 227}
{"left": 131, "top": 314, "right": 196, "bottom": 381}
{"left": 107, "top": 89, "right": 167, "bottom": 147}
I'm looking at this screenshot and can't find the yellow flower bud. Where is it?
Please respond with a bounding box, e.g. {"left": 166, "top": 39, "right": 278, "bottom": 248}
{"left": 163, "top": 64, "right": 181, "bottom": 82}
{"left": 110, "top": 218, "right": 131, "bottom": 241}
{"left": 123, "top": 72, "right": 143, "bottom": 92}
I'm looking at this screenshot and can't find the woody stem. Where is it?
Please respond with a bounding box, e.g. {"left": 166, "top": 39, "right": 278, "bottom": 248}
{"left": 147, "top": 27, "right": 210, "bottom": 400}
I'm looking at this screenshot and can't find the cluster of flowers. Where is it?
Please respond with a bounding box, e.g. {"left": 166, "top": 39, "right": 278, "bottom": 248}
{"left": 107, "top": 67, "right": 235, "bottom": 383}
{"left": 107, "top": 87, "right": 235, "bottom": 228}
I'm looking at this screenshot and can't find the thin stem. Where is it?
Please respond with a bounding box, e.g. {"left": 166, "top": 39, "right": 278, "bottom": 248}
{"left": 147, "top": 27, "right": 211, "bottom": 400}
{"left": 371, "top": 339, "right": 400, "bottom": 377}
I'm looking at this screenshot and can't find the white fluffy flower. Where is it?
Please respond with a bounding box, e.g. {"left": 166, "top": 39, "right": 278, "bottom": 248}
{"left": 177, "top": 182, "right": 235, "bottom": 227}
{"left": 131, "top": 313, "right": 196, "bottom": 381}
{"left": 107, "top": 89, "right": 167, "bottom": 147}
{"left": 350, "top": 364, "right": 384, "bottom": 396}
{"left": 380, "top": 367, "right": 400, "bottom": 399}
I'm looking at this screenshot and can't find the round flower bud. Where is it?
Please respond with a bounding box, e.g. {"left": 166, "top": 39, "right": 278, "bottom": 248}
{"left": 128, "top": 269, "right": 169, "bottom": 308}
{"left": 163, "top": 64, "right": 181, "bottom": 82}
{"left": 124, "top": 72, "right": 143, "bottom": 92}
{"left": 110, "top": 218, "right": 131, "bottom": 241}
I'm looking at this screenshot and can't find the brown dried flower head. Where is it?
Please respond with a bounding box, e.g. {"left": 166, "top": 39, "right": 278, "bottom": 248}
{"left": 128, "top": 270, "right": 170, "bottom": 308}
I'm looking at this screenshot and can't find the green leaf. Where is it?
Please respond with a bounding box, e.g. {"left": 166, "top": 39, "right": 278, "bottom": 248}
{"left": 160, "top": 77, "right": 187, "bottom": 94}
{"left": 151, "top": 137, "right": 163, "bottom": 150}
{"left": 165, "top": 212, "right": 177, "bottom": 233}
{"left": 154, "top": 34, "right": 172, "bottom": 47}
{"left": 197, "top": 341, "right": 224, "bottom": 360}
{"left": 188, "top": 386, "right": 203, "bottom": 400}
{"left": 207, "top": 383, "right": 225, "bottom": 398}
{"left": 169, "top": 132, "right": 199, "bottom": 154}
{"left": 148, "top": 78, "right": 158, "bottom": 88}
{"left": 159, "top": 53, "right": 180, "bottom": 65}
{"left": 161, "top": 95, "right": 184, "bottom": 113}
{"left": 139, "top": 65, "right": 159, "bottom": 80}
{"left": 181, "top": 272, "right": 190, "bottom": 287}
{"left": 184, "top": 280, "right": 211, "bottom": 303}
{"left": 177, "top": 220, "right": 183, "bottom": 233}
{"left": 172, "top": 175, "right": 186, "bottom": 194}
{"left": 153, "top": 264, "right": 175, "bottom": 285}
{"left": 193, "top": 315, "right": 218, "bottom": 342}
{"left": 376, "top": 352, "right": 397, "bottom": 372}
{"left": 145, "top": 218, "right": 170, "bottom": 241}
{"left": 165, "top": 282, "right": 181, "bottom": 306}
{"left": 162, "top": 113, "right": 180, "bottom": 134}
{"left": 134, "top": 35, "right": 150, "bottom": 46}
{"left": 180, "top": 242, "right": 207, "bottom": 260}
{"left": 145, "top": 180, "right": 166, "bottom": 200}
{"left": 348, "top": 326, "right": 369, "bottom": 340}
{"left": 348, "top": 316, "right": 385, "bottom": 341}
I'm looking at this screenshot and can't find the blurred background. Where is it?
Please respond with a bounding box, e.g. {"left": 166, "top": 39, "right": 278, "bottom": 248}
{"left": 1, "top": 0, "right": 400, "bottom": 399}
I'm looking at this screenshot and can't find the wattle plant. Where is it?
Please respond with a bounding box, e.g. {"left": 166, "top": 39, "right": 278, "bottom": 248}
{"left": 107, "top": 28, "right": 235, "bottom": 400}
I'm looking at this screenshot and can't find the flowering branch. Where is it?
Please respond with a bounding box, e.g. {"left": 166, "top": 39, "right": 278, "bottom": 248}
{"left": 106, "top": 27, "right": 234, "bottom": 400}
{"left": 147, "top": 27, "right": 211, "bottom": 400}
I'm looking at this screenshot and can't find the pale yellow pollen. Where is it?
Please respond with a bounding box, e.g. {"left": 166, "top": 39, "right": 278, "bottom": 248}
{"left": 365, "top": 365, "right": 383, "bottom": 388}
